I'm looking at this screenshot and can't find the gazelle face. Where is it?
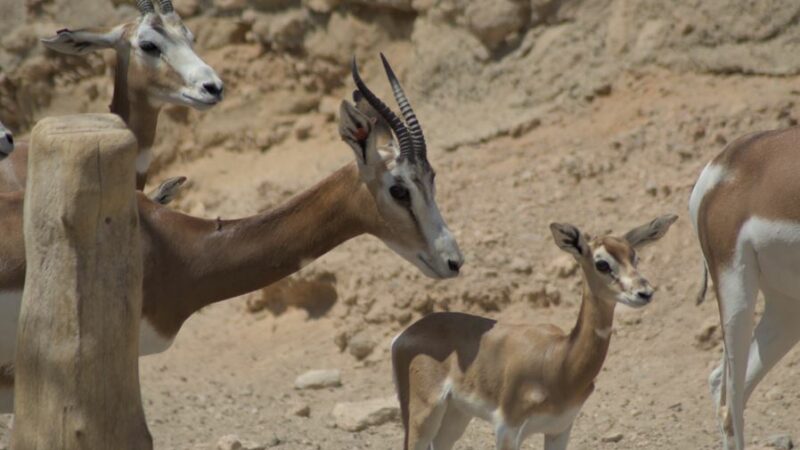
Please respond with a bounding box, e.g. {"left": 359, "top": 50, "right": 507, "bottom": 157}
{"left": 41, "top": 1, "right": 223, "bottom": 110}
{"left": 550, "top": 215, "right": 678, "bottom": 308}
{"left": 127, "top": 13, "right": 223, "bottom": 109}
{"left": 371, "top": 151, "right": 463, "bottom": 279}
{"left": 339, "top": 55, "right": 464, "bottom": 279}
{"left": 0, "top": 120, "right": 12, "bottom": 160}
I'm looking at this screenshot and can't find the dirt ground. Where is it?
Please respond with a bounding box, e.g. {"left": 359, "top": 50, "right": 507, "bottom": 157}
{"left": 2, "top": 0, "right": 800, "bottom": 449}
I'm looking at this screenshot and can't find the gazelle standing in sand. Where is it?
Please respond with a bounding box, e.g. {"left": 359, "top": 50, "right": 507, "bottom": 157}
{"left": 391, "top": 215, "right": 677, "bottom": 450}
{"left": 0, "top": 0, "right": 223, "bottom": 191}
{"left": 0, "top": 120, "right": 12, "bottom": 161}
{"left": 690, "top": 127, "right": 800, "bottom": 449}
{"left": 0, "top": 55, "right": 463, "bottom": 412}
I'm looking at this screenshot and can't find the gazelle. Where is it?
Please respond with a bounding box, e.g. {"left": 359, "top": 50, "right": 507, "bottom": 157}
{"left": 0, "top": 0, "right": 223, "bottom": 191}
{"left": 690, "top": 127, "right": 800, "bottom": 449}
{"left": 0, "top": 120, "right": 12, "bottom": 161}
{"left": 391, "top": 215, "right": 677, "bottom": 450}
{"left": 0, "top": 55, "right": 463, "bottom": 412}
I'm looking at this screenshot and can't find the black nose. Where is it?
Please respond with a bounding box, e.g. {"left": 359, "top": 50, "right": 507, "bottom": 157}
{"left": 447, "top": 259, "right": 461, "bottom": 273}
{"left": 4, "top": 133, "right": 12, "bottom": 145}
{"left": 637, "top": 291, "right": 653, "bottom": 302}
{"left": 203, "top": 82, "right": 223, "bottom": 98}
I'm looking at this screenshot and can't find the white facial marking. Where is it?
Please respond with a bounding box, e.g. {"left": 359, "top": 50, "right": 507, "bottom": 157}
{"left": 689, "top": 162, "right": 728, "bottom": 231}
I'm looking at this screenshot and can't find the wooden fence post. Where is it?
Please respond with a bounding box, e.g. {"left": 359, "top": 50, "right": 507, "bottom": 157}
{"left": 11, "top": 114, "right": 152, "bottom": 449}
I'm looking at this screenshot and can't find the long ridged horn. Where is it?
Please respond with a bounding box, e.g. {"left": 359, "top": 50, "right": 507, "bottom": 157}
{"left": 159, "top": 0, "right": 174, "bottom": 13}
{"left": 137, "top": 0, "right": 155, "bottom": 14}
{"left": 351, "top": 57, "right": 414, "bottom": 162}
{"left": 380, "top": 53, "right": 427, "bottom": 163}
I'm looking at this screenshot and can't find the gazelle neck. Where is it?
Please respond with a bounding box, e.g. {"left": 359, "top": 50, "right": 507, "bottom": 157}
{"left": 110, "top": 51, "right": 161, "bottom": 190}
{"left": 563, "top": 277, "right": 616, "bottom": 390}
{"left": 142, "top": 163, "right": 382, "bottom": 335}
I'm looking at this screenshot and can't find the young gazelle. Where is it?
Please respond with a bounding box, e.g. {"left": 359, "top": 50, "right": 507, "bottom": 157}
{"left": 690, "top": 127, "right": 800, "bottom": 449}
{"left": 0, "top": 0, "right": 223, "bottom": 191}
{"left": 0, "top": 120, "right": 12, "bottom": 161}
{"left": 392, "top": 215, "right": 677, "bottom": 450}
{"left": 0, "top": 56, "right": 463, "bottom": 412}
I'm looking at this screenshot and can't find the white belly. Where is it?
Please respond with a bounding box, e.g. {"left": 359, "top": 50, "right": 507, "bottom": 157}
{"left": 744, "top": 218, "right": 800, "bottom": 297}
{"left": 0, "top": 289, "right": 174, "bottom": 413}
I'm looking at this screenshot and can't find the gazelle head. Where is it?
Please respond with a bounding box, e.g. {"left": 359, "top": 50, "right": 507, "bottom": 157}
{"left": 41, "top": 0, "right": 223, "bottom": 111}
{"left": 0, "top": 120, "right": 12, "bottom": 161}
{"left": 550, "top": 214, "right": 678, "bottom": 308}
{"left": 338, "top": 54, "right": 464, "bottom": 279}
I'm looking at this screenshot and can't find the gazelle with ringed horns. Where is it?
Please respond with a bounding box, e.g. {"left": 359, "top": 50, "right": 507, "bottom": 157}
{"left": 690, "top": 127, "right": 800, "bottom": 449}
{"left": 392, "top": 215, "right": 677, "bottom": 450}
{"left": 0, "top": 0, "right": 223, "bottom": 191}
{"left": 0, "top": 55, "right": 463, "bottom": 412}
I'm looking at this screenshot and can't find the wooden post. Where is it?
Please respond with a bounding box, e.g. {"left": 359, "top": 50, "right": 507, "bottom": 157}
{"left": 11, "top": 114, "right": 152, "bottom": 449}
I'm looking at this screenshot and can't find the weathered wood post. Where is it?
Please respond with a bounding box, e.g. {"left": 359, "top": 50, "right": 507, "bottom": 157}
{"left": 11, "top": 114, "right": 152, "bottom": 449}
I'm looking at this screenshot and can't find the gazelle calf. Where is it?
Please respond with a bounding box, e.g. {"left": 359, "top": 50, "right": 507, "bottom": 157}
{"left": 0, "top": 120, "right": 12, "bottom": 160}
{"left": 392, "top": 215, "right": 677, "bottom": 450}
{"left": 0, "top": 0, "right": 223, "bottom": 191}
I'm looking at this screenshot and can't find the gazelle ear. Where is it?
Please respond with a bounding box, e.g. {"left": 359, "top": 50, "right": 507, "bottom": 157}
{"left": 41, "top": 27, "right": 123, "bottom": 55}
{"left": 550, "top": 222, "right": 590, "bottom": 258}
{"left": 339, "top": 100, "right": 385, "bottom": 178}
{"left": 624, "top": 214, "right": 678, "bottom": 248}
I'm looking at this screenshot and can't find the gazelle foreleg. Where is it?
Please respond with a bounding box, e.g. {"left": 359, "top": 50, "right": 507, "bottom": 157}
{"left": 718, "top": 254, "right": 758, "bottom": 450}
{"left": 544, "top": 422, "right": 573, "bottom": 450}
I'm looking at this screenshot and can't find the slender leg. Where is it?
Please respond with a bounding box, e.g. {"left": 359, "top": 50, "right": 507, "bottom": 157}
{"left": 407, "top": 398, "right": 447, "bottom": 450}
{"left": 709, "top": 354, "right": 731, "bottom": 447}
{"left": 544, "top": 422, "right": 573, "bottom": 450}
{"left": 743, "top": 285, "right": 800, "bottom": 403}
{"left": 430, "top": 405, "right": 471, "bottom": 450}
{"left": 717, "top": 254, "right": 758, "bottom": 450}
{"left": 494, "top": 423, "right": 519, "bottom": 450}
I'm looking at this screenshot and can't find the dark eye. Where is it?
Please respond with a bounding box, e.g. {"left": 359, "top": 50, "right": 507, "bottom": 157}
{"left": 595, "top": 260, "right": 612, "bottom": 274}
{"left": 389, "top": 185, "right": 410, "bottom": 203}
{"left": 139, "top": 41, "right": 160, "bottom": 56}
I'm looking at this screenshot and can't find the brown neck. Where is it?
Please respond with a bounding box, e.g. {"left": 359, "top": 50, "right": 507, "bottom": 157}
{"left": 110, "top": 51, "right": 161, "bottom": 190}
{"left": 563, "top": 276, "right": 616, "bottom": 390}
{"left": 141, "top": 163, "right": 382, "bottom": 335}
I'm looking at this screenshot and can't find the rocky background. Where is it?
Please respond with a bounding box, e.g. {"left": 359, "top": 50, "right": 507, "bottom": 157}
{"left": 2, "top": 0, "right": 800, "bottom": 449}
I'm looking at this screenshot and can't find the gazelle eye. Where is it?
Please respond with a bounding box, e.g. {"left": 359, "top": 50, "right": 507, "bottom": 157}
{"left": 389, "top": 185, "right": 410, "bottom": 203}
{"left": 595, "top": 260, "right": 612, "bottom": 274}
{"left": 139, "top": 41, "right": 160, "bottom": 56}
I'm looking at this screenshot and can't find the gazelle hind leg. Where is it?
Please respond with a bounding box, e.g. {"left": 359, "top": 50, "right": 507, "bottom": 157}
{"left": 743, "top": 285, "right": 800, "bottom": 404}
{"left": 406, "top": 397, "right": 447, "bottom": 450}
{"left": 718, "top": 256, "right": 758, "bottom": 450}
{"left": 430, "top": 405, "right": 471, "bottom": 450}
{"left": 544, "top": 422, "right": 573, "bottom": 450}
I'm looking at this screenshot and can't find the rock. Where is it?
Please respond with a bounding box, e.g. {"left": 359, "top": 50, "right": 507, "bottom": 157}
{"left": 601, "top": 431, "right": 624, "bottom": 443}
{"left": 765, "top": 386, "right": 784, "bottom": 401}
{"left": 343, "top": 0, "right": 413, "bottom": 11}
{"left": 172, "top": 0, "right": 200, "bottom": 17}
{"left": 290, "top": 403, "right": 311, "bottom": 418}
{"left": 767, "top": 434, "right": 794, "bottom": 450}
{"left": 252, "top": 9, "right": 311, "bottom": 51}
{"left": 294, "top": 369, "right": 342, "bottom": 390}
{"left": 550, "top": 254, "right": 578, "bottom": 278}
{"left": 293, "top": 115, "right": 315, "bottom": 140}
{"left": 694, "top": 318, "right": 721, "bottom": 350}
{"left": 303, "top": 0, "right": 340, "bottom": 13}
{"left": 214, "top": 0, "right": 247, "bottom": 11}
{"left": 510, "top": 257, "right": 532, "bottom": 275}
{"left": 217, "top": 435, "right": 243, "bottom": 450}
{"left": 465, "top": 0, "right": 528, "bottom": 49}
{"left": 348, "top": 332, "right": 376, "bottom": 360}
{"left": 332, "top": 396, "right": 400, "bottom": 432}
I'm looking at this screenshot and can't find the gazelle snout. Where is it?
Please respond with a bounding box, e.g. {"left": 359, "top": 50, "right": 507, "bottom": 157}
{"left": 432, "top": 225, "right": 464, "bottom": 278}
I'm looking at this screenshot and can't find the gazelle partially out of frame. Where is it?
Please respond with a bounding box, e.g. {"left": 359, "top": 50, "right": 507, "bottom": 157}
{"left": 690, "top": 127, "right": 800, "bottom": 449}
{"left": 0, "top": 55, "right": 463, "bottom": 412}
{"left": 0, "top": 0, "right": 223, "bottom": 191}
{"left": 392, "top": 215, "right": 677, "bottom": 450}
{"left": 0, "top": 120, "right": 12, "bottom": 161}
